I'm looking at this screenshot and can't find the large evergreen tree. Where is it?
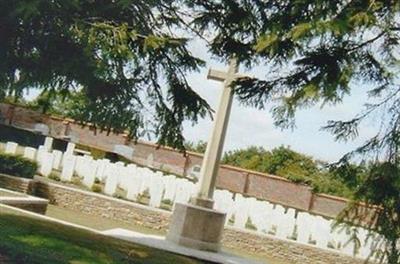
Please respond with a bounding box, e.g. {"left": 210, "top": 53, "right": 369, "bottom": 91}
{"left": 0, "top": 0, "right": 211, "bottom": 149}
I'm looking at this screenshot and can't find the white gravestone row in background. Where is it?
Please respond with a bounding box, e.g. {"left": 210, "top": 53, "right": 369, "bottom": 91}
{"left": 5, "top": 142, "right": 18, "bottom": 154}
{"left": 23, "top": 147, "right": 37, "bottom": 160}
{"left": 3, "top": 139, "right": 382, "bottom": 260}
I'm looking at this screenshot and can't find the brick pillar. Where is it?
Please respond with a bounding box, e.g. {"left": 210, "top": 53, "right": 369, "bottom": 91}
{"left": 243, "top": 172, "right": 251, "bottom": 194}
{"left": 62, "top": 120, "right": 70, "bottom": 138}
{"left": 308, "top": 192, "right": 316, "bottom": 211}
{"left": 123, "top": 134, "right": 131, "bottom": 145}
{"left": 183, "top": 154, "right": 191, "bottom": 177}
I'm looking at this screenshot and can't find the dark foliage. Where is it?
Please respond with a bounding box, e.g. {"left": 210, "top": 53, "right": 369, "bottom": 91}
{"left": 0, "top": 154, "right": 38, "bottom": 179}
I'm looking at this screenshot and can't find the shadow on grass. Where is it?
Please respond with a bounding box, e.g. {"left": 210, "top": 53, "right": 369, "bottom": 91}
{"left": 0, "top": 213, "right": 210, "bottom": 264}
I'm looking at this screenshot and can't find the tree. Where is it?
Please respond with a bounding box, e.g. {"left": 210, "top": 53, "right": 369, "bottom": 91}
{"left": 223, "top": 145, "right": 356, "bottom": 197}
{"left": 184, "top": 140, "right": 208, "bottom": 153}
{"left": 0, "top": 0, "right": 211, "bottom": 149}
{"left": 187, "top": 0, "right": 400, "bottom": 262}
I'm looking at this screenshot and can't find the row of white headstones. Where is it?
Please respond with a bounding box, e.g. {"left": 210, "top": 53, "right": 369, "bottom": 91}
{"left": 3, "top": 139, "right": 385, "bottom": 260}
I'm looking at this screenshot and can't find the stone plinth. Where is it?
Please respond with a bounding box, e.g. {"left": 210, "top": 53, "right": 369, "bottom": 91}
{"left": 166, "top": 203, "right": 226, "bottom": 252}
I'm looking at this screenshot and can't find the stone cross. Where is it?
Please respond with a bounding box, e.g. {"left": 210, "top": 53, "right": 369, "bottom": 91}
{"left": 195, "top": 57, "right": 245, "bottom": 208}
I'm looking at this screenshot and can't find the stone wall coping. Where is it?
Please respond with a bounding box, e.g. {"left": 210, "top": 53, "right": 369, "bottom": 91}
{"left": 40, "top": 180, "right": 172, "bottom": 216}
{"left": 314, "top": 193, "right": 349, "bottom": 203}
{"left": 0, "top": 198, "right": 48, "bottom": 204}
{"left": 0, "top": 187, "right": 28, "bottom": 196}
{"left": 0, "top": 186, "right": 48, "bottom": 204}
{"left": 0, "top": 173, "right": 34, "bottom": 183}
{"left": 313, "top": 192, "right": 380, "bottom": 211}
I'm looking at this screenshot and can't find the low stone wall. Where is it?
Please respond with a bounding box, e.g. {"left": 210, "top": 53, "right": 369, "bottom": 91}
{"left": 32, "top": 180, "right": 368, "bottom": 264}
{"left": 0, "top": 173, "right": 36, "bottom": 194}
{"left": 222, "top": 228, "right": 365, "bottom": 264}
{"left": 34, "top": 181, "right": 170, "bottom": 231}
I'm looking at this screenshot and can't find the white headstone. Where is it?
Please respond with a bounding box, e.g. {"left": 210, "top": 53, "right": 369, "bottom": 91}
{"left": 75, "top": 155, "right": 93, "bottom": 177}
{"left": 296, "top": 212, "right": 313, "bottom": 244}
{"left": 149, "top": 175, "right": 164, "bottom": 208}
{"left": 233, "top": 194, "right": 250, "bottom": 229}
{"left": 40, "top": 152, "right": 54, "bottom": 177}
{"left": 249, "top": 200, "right": 273, "bottom": 233}
{"left": 23, "top": 147, "right": 37, "bottom": 160}
{"left": 162, "top": 176, "right": 177, "bottom": 202}
{"left": 36, "top": 145, "right": 47, "bottom": 165}
{"left": 96, "top": 159, "right": 111, "bottom": 181}
{"left": 52, "top": 150, "right": 63, "bottom": 170}
{"left": 126, "top": 174, "right": 143, "bottom": 201}
{"left": 5, "top": 142, "right": 18, "bottom": 154}
{"left": 65, "top": 142, "right": 76, "bottom": 154}
{"left": 356, "top": 228, "right": 374, "bottom": 259}
{"left": 82, "top": 161, "right": 97, "bottom": 188}
{"left": 275, "top": 207, "right": 296, "bottom": 239}
{"left": 174, "top": 179, "right": 193, "bottom": 204}
{"left": 312, "top": 216, "right": 331, "bottom": 249}
{"left": 214, "top": 189, "right": 235, "bottom": 224}
{"left": 61, "top": 155, "right": 76, "bottom": 182}
{"left": 139, "top": 168, "right": 154, "bottom": 194}
{"left": 43, "top": 137, "right": 54, "bottom": 152}
{"left": 104, "top": 168, "right": 118, "bottom": 195}
{"left": 114, "top": 162, "right": 127, "bottom": 189}
{"left": 65, "top": 143, "right": 76, "bottom": 155}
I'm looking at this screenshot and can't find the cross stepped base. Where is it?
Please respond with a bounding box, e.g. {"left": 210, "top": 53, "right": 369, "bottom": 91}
{"left": 166, "top": 203, "right": 226, "bottom": 252}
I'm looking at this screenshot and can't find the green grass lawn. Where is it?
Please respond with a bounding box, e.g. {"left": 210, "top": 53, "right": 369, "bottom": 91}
{"left": 0, "top": 210, "right": 210, "bottom": 264}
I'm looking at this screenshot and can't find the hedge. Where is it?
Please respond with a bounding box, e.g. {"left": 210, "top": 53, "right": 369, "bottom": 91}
{"left": 0, "top": 154, "right": 38, "bottom": 179}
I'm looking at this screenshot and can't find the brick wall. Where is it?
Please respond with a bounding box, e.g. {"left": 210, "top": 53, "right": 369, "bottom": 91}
{"left": 310, "top": 194, "right": 349, "bottom": 218}
{"left": 0, "top": 103, "right": 352, "bottom": 218}
{"left": 247, "top": 172, "right": 313, "bottom": 211}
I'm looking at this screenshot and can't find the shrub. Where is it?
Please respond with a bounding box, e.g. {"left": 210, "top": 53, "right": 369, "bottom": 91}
{"left": 91, "top": 184, "right": 102, "bottom": 193}
{"left": 49, "top": 173, "right": 61, "bottom": 181}
{"left": 0, "top": 154, "right": 38, "bottom": 179}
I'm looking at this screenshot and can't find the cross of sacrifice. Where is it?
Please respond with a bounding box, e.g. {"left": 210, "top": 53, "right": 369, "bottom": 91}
{"left": 194, "top": 57, "right": 248, "bottom": 208}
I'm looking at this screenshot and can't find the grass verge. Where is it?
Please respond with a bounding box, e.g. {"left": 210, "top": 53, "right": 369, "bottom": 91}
{"left": 0, "top": 207, "right": 209, "bottom": 264}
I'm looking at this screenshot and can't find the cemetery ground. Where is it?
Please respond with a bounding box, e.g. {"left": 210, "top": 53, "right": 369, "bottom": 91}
{"left": 0, "top": 205, "right": 211, "bottom": 264}
{"left": 0, "top": 184, "right": 275, "bottom": 264}
{"left": 0, "top": 141, "right": 281, "bottom": 264}
{"left": 0, "top": 136, "right": 373, "bottom": 264}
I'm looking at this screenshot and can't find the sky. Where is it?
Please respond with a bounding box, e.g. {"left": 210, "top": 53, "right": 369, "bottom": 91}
{"left": 182, "top": 40, "right": 378, "bottom": 163}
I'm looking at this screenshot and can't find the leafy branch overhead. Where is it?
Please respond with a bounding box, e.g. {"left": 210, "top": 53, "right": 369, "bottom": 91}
{"left": 0, "top": 0, "right": 211, "bottom": 149}
{"left": 185, "top": 2, "right": 400, "bottom": 262}
{"left": 189, "top": 0, "right": 400, "bottom": 159}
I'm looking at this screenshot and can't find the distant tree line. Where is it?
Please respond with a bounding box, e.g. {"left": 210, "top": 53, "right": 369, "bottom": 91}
{"left": 185, "top": 141, "right": 369, "bottom": 199}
